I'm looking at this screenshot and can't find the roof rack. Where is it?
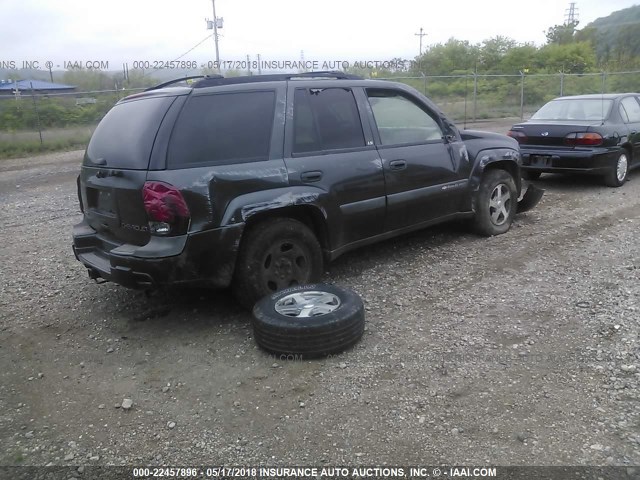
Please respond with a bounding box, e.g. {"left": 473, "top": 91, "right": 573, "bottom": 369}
{"left": 144, "top": 75, "right": 222, "bottom": 92}
{"left": 193, "top": 71, "right": 363, "bottom": 88}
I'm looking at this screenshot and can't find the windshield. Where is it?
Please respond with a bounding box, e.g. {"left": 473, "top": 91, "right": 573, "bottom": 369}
{"left": 531, "top": 98, "right": 613, "bottom": 121}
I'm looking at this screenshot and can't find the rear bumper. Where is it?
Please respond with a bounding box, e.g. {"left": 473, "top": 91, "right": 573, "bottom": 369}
{"left": 72, "top": 220, "right": 244, "bottom": 289}
{"left": 520, "top": 147, "right": 617, "bottom": 175}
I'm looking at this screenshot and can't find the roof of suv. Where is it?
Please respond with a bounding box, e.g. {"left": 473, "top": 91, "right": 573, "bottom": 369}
{"left": 118, "top": 71, "right": 446, "bottom": 116}
{"left": 192, "top": 70, "right": 363, "bottom": 88}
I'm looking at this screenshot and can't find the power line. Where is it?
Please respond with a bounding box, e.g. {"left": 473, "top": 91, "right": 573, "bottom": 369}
{"left": 174, "top": 34, "right": 214, "bottom": 61}
{"left": 132, "top": 34, "right": 213, "bottom": 80}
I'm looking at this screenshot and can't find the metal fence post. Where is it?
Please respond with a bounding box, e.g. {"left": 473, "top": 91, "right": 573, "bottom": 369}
{"left": 519, "top": 71, "right": 525, "bottom": 120}
{"left": 29, "top": 82, "right": 43, "bottom": 146}
{"left": 601, "top": 72, "right": 607, "bottom": 93}
{"left": 559, "top": 71, "right": 564, "bottom": 96}
{"left": 472, "top": 70, "right": 478, "bottom": 123}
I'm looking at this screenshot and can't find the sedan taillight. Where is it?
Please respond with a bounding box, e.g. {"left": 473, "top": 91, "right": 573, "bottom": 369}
{"left": 564, "top": 132, "right": 603, "bottom": 147}
{"left": 142, "top": 181, "right": 190, "bottom": 235}
{"left": 507, "top": 130, "right": 528, "bottom": 144}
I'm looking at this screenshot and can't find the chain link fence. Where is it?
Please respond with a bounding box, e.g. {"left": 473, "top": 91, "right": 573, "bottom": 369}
{"left": 381, "top": 70, "right": 640, "bottom": 125}
{"left": 1, "top": 70, "right": 639, "bottom": 157}
{"left": 0, "top": 87, "right": 145, "bottom": 157}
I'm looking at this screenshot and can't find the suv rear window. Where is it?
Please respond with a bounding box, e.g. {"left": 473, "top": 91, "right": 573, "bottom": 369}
{"left": 293, "top": 88, "right": 365, "bottom": 153}
{"left": 85, "top": 96, "right": 175, "bottom": 170}
{"left": 168, "top": 91, "right": 276, "bottom": 167}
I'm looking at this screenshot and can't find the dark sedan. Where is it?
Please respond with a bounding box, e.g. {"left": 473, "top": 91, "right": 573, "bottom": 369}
{"left": 508, "top": 93, "right": 640, "bottom": 187}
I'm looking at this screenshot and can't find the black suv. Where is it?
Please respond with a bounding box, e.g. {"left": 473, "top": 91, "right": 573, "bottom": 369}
{"left": 72, "top": 71, "right": 542, "bottom": 307}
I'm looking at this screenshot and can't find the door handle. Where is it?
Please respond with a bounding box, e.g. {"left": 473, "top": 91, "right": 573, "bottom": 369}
{"left": 389, "top": 159, "right": 407, "bottom": 171}
{"left": 300, "top": 170, "right": 323, "bottom": 182}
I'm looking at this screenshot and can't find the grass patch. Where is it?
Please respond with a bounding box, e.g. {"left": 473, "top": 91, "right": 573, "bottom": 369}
{"left": 0, "top": 126, "right": 94, "bottom": 159}
{"left": 0, "top": 136, "right": 89, "bottom": 159}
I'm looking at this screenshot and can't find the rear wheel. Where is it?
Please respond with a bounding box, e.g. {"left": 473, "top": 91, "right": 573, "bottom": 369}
{"left": 473, "top": 169, "right": 517, "bottom": 236}
{"left": 603, "top": 151, "right": 629, "bottom": 187}
{"left": 233, "top": 218, "right": 323, "bottom": 310}
{"left": 522, "top": 171, "right": 541, "bottom": 181}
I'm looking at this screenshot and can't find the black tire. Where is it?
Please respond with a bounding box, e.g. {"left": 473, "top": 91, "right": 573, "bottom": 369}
{"left": 252, "top": 283, "right": 365, "bottom": 358}
{"left": 603, "top": 150, "right": 629, "bottom": 187}
{"left": 232, "top": 218, "right": 323, "bottom": 310}
{"left": 473, "top": 169, "right": 518, "bottom": 236}
{"left": 522, "top": 171, "right": 542, "bottom": 181}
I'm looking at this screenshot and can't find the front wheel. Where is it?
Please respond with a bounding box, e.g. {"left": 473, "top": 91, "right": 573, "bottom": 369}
{"left": 232, "top": 218, "right": 323, "bottom": 310}
{"left": 473, "top": 169, "right": 518, "bottom": 236}
{"left": 603, "top": 151, "right": 629, "bottom": 187}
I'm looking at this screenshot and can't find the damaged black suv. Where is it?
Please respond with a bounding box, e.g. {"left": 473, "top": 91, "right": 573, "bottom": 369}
{"left": 72, "top": 71, "right": 542, "bottom": 307}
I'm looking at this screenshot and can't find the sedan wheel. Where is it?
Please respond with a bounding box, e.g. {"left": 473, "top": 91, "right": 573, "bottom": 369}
{"left": 604, "top": 151, "right": 629, "bottom": 187}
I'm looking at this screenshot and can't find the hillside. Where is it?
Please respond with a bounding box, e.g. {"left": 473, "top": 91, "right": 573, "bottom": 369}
{"left": 582, "top": 4, "right": 640, "bottom": 66}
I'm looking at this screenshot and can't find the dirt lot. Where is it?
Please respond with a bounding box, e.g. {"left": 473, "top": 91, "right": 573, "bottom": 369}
{"left": 1, "top": 120, "right": 639, "bottom": 468}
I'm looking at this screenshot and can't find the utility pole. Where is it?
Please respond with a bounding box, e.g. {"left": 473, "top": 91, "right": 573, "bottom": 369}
{"left": 415, "top": 27, "right": 427, "bottom": 56}
{"left": 211, "top": 0, "right": 221, "bottom": 72}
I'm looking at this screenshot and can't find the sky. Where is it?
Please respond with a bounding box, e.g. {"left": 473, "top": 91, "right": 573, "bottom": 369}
{"left": 1, "top": 0, "right": 638, "bottom": 71}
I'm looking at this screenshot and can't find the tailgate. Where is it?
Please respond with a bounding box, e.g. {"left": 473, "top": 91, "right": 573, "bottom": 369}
{"left": 79, "top": 95, "right": 178, "bottom": 246}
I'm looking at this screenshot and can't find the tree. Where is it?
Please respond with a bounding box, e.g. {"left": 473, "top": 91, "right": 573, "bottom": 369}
{"left": 536, "top": 42, "right": 596, "bottom": 73}
{"left": 546, "top": 22, "right": 579, "bottom": 45}
{"left": 478, "top": 36, "right": 517, "bottom": 72}
{"left": 500, "top": 44, "right": 538, "bottom": 73}
{"left": 413, "top": 38, "right": 480, "bottom": 75}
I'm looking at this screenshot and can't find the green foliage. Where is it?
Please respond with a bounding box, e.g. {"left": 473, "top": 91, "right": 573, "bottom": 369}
{"left": 586, "top": 5, "right": 640, "bottom": 68}
{"left": 546, "top": 22, "right": 579, "bottom": 45}
{"left": 0, "top": 93, "right": 124, "bottom": 131}
{"left": 413, "top": 38, "right": 480, "bottom": 75}
{"left": 536, "top": 42, "right": 597, "bottom": 73}
{"left": 0, "top": 134, "right": 91, "bottom": 159}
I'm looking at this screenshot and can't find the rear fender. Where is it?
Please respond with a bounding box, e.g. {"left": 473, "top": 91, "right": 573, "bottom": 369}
{"left": 221, "top": 186, "right": 330, "bottom": 227}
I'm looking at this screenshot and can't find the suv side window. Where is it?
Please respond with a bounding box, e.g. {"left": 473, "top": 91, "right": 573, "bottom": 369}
{"left": 620, "top": 96, "right": 640, "bottom": 123}
{"left": 293, "top": 88, "right": 365, "bottom": 153}
{"left": 367, "top": 89, "right": 443, "bottom": 145}
{"left": 168, "top": 91, "right": 275, "bottom": 167}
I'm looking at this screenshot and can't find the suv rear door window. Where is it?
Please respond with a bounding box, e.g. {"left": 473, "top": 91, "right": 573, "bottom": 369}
{"left": 85, "top": 96, "right": 175, "bottom": 170}
{"left": 168, "top": 91, "right": 275, "bottom": 167}
{"left": 293, "top": 88, "right": 365, "bottom": 153}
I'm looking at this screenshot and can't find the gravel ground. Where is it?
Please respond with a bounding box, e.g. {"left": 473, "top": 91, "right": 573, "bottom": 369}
{"left": 1, "top": 121, "right": 639, "bottom": 468}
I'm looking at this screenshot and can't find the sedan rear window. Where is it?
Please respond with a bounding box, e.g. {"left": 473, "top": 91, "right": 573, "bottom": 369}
{"left": 85, "top": 96, "right": 175, "bottom": 170}
{"left": 531, "top": 99, "right": 613, "bottom": 121}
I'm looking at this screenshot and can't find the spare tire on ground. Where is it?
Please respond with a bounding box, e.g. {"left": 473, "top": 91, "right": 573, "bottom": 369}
{"left": 251, "top": 283, "right": 365, "bottom": 358}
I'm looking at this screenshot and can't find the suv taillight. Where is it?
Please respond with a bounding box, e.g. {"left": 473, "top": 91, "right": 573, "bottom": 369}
{"left": 76, "top": 175, "right": 84, "bottom": 213}
{"left": 564, "top": 132, "right": 603, "bottom": 147}
{"left": 142, "top": 181, "right": 190, "bottom": 235}
{"left": 507, "top": 130, "right": 527, "bottom": 144}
